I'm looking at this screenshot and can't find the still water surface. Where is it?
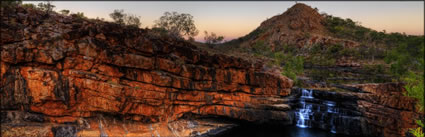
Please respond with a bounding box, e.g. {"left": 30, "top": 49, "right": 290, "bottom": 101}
{"left": 217, "top": 125, "right": 356, "bottom": 137}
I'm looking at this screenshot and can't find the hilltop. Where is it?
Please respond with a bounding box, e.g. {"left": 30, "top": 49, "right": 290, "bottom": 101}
{"left": 216, "top": 3, "right": 358, "bottom": 51}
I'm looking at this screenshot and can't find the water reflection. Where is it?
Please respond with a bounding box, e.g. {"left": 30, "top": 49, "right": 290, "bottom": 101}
{"left": 217, "top": 125, "right": 357, "bottom": 137}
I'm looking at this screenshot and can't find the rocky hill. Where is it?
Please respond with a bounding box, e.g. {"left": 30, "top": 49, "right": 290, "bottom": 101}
{"left": 213, "top": 3, "right": 397, "bottom": 87}
{"left": 218, "top": 3, "right": 359, "bottom": 52}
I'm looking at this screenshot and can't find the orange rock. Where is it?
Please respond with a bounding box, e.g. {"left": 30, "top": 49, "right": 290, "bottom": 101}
{"left": 1, "top": 6, "right": 294, "bottom": 128}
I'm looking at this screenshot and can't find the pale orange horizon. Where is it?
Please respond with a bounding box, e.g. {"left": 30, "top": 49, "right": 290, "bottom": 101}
{"left": 25, "top": 1, "right": 425, "bottom": 42}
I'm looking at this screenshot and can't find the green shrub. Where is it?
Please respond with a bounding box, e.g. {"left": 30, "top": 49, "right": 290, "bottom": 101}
{"left": 403, "top": 71, "right": 424, "bottom": 111}
{"left": 410, "top": 120, "right": 424, "bottom": 137}
{"left": 277, "top": 53, "right": 304, "bottom": 85}
{"left": 409, "top": 127, "right": 424, "bottom": 137}
{"left": 326, "top": 44, "right": 344, "bottom": 57}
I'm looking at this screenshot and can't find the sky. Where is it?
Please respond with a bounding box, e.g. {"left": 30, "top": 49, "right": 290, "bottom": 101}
{"left": 24, "top": 1, "right": 424, "bottom": 42}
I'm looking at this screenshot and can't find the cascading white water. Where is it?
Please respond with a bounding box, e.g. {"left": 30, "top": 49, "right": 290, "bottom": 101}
{"left": 301, "top": 89, "right": 313, "bottom": 98}
{"left": 324, "top": 101, "right": 338, "bottom": 113}
{"left": 324, "top": 100, "right": 338, "bottom": 133}
{"left": 295, "top": 89, "right": 341, "bottom": 134}
{"left": 296, "top": 89, "right": 314, "bottom": 128}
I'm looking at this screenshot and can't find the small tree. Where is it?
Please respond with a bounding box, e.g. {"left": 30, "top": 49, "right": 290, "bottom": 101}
{"left": 154, "top": 11, "right": 198, "bottom": 39}
{"left": 109, "top": 9, "right": 125, "bottom": 25}
{"left": 204, "top": 31, "right": 224, "bottom": 44}
{"left": 124, "top": 14, "right": 141, "bottom": 27}
{"left": 37, "top": 0, "right": 55, "bottom": 14}
{"left": 59, "top": 9, "right": 70, "bottom": 15}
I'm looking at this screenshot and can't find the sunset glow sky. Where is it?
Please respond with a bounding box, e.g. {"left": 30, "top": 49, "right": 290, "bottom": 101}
{"left": 24, "top": 1, "right": 424, "bottom": 41}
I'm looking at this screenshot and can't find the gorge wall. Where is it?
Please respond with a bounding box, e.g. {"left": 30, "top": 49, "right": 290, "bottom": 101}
{"left": 1, "top": 6, "right": 293, "bottom": 126}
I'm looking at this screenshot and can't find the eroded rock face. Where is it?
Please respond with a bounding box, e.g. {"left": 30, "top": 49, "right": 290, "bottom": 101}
{"left": 1, "top": 6, "right": 293, "bottom": 126}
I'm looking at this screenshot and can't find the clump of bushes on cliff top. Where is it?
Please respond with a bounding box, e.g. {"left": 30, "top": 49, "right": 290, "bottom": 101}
{"left": 109, "top": 9, "right": 141, "bottom": 28}
{"left": 153, "top": 11, "right": 199, "bottom": 40}
{"left": 37, "top": 1, "right": 55, "bottom": 14}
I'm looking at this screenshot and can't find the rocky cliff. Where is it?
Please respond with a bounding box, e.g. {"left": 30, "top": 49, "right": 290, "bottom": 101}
{"left": 1, "top": 5, "right": 293, "bottom": 130}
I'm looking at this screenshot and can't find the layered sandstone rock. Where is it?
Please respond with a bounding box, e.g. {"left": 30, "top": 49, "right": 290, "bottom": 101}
{"left": 1, "top": 5, "right": 293, "bottom": 128}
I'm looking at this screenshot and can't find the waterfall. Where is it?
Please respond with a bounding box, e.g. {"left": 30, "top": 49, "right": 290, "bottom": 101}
{"left": 295, "top": 89, "right": 343, "bottom": 134}
{"left": 301, "top": 89, "right": 313, "bottom": 98}
{"left": 296, "top": 89, "right": 314, "bottom": 128}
